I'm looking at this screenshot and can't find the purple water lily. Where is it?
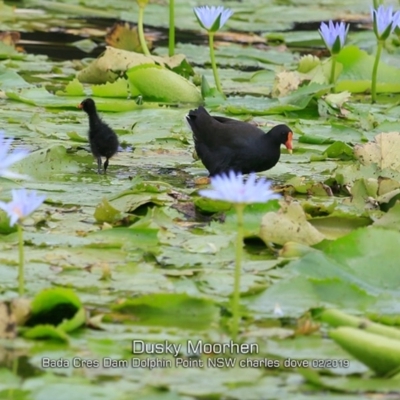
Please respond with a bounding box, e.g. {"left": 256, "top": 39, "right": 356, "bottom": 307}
{"left": 319, "top": 20, "right": 349, "bottom": 54}
{"left": 199, "top": 171, "right": 280, "bottom": 204}
{"left": 371, "top": 5, "right": 400, "bottom": 40}
{"left": 193, "top": 6, "right": 234, "bottom": 32}
{"left": 0, "top": 131, "right": 28, "bottom": 180}
{"left": 0, "top": 188, "right": 46, "bottom": 226}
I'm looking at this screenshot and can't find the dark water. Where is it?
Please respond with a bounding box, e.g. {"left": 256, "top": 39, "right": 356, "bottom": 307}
{"left": 16, "top": 16, "right": 348, "bottom": 61}
{"left": 18, "top": 17, "right": 208, "bottom": 61}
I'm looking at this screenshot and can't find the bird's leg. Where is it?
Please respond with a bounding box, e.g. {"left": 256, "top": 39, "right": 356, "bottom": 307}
{"left": 264, "top": 241, "right": 278, "bottom": 256}
{"left": 104, "top": 158, "right": 110, "bottom": 174}
{"left": 96, "top": 156, "right": 102, "bottom": 174}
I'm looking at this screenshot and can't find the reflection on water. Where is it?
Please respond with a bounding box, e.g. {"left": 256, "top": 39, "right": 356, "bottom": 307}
{"left": 0, "top": 348, "right": 43, "bottom": 379}
{"left": 19, "top": 18, "right": 207, "bottom": 61}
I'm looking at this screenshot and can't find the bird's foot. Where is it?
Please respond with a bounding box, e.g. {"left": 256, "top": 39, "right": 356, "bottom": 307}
{"left": 265, "top": 241, "right": 278, "bottom": 256}
{"left": 194, "top": 176, "right": 210, "bottom": 185}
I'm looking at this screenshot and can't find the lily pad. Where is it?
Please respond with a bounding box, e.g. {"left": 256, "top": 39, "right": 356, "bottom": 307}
{"left": 354, "top": 132, "right": 400, "bottom": 170}
{"left": 126, "top": 64, "right": 202, "bottom": 104}
{"left": 248, "top": 227, "right": 400, "bottom": 317}
{"left": 77, "top": 46, "right": 193, "bottom": 84}
{"left": 56, "top": 77, "right": 85, "bottom": 97}
{"left": 91, "top": 78, "right": 131, "bottom": 98}
{"left": 105, "top": 22, "right": 153, "bottom": 53}
{"left": 13, "top": 145, "right": 80, "bottom": 179}
{"left": 112, "top": 293, "right": 219, "bottom": 329}
{"left": 22, "top": 288, "right": 85, "bottom": 341}
{"left": 336, "top": 46, "right": 400, "bottom": 93}
{"left": 259, "top": 202, "right": 325, "bottom": 246}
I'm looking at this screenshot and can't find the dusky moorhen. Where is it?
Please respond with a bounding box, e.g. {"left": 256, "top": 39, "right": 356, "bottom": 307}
{"left": 78, "top": 98, "right": 119, "bottom": 174}
{"left": 186, "top": 106, "right": 293, "bottom": 176}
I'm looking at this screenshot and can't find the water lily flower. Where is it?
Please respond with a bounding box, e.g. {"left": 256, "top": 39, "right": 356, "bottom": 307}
{"left": 319, "top": 21, "right": 349, "bottom": 55}
{"left": 370, "top": 5, "right": 400, "bottom": 102}
{"left": 318, "top": 21, "right": 349, "bottom": 86}
{"left": 371, "top": 5, "right": 400, "bottom": 40}
{"left": 0, "top": 188, "right": 46, "bottom": 226}
{"left": 199, "top": 171, "right": 280, "bottom": 338}
{"left": 199, "top": 171, "right": 280, "bottom": 204}
{"left": 193, "top": 6, "right": 234, "bottom": 95}
{"left": 0, "top": 131, "right": 29, "bottom": 179}
{"left": 274, "top": 303, "right": 284, "bottom": 317}
{"left": 0, "top": 188, "right": 46, "bottom": 296}
{"left": 193, "top": 6, "right": 234, "bottom": 32}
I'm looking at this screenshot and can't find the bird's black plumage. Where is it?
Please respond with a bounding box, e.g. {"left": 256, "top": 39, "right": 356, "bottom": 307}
{"left": 186, "top": 106, "right": 293, "bottom": 176}
{"left": 79, "top": 98, "right": 119, "bottom": 174}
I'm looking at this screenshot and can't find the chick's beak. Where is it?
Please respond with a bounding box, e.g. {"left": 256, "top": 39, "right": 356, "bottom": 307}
{"left": 78, "top": 103, "right": 83, "bottom": 109}
{"left": 285, "top": 131, "right": 293, "bottom": 154}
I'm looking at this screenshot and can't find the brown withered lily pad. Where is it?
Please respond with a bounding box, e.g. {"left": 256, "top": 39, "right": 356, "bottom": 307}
{"left": 77, "top": 46, "right": 193, "bottom": 84}
{"left": 354, "top": 132, "right": 400, "bottom": 170}
{"left": 106, "top": 21, "right": 154, "bottom": 53}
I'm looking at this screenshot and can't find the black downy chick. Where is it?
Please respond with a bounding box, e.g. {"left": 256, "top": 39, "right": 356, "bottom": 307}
{"left": 79, "top": 98, "right": 119, "bottom": 174}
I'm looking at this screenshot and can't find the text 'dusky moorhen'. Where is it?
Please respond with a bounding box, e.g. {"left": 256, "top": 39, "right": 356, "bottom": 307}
{"left": 186, "top": 106, "right": 293, "bottom": 176}
{"left": 79, "top": 98, "right": 119, "bottom": 174}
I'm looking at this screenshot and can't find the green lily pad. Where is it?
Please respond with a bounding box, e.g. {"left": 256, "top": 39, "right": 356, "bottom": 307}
{"left": 324, "top": 141, "right": 355, "bottom": 160}
{"left": 373, "top": 201, "right": 400, "bottom": 230}
{"left": 94, "top": 198, "right": 122, "bottom": 223}
{"left": 126, "top": 64, "right": 202, "bottom": 104}
{"left": 77, "top": 46, "right": 194, "bottom": 84}
{"left": 112, "top": 293, "right": 219, "bottom": 329}
{"left": 6, "top": 85, "right": 140, "bottom": 110}
{"left": 300, "top": 367, "right": 400, "bottom": 392}
{"left": 23, "top": 324, "right": 70, "bottom": 341}
{"left": 22, "top": 288, "right": 85, "bottom": 341}
{"left": 13, "top": 145, "right": 80, "bottom": 179}
{"left": 56, "top": 78, "right": 85, "bottom": 96}
{"left": 87, "top": 227, "right": 159, "bottom": 249}
{"left": 91, "top": 78, "right": 132, "bottom": 98}
{"left": 248, "top": 227, "right": 400, "bottom": 317}
{"left": 309, "top": 215, "right": 372, "bottom": 239}
{"left": 223, "top": 83, "right": 330, "bottom": 115}
{"left": 0, "top": 66, "right": 32, "bottom": 89}
{"left": 336, "top": 45, "right": 400, "bottom": 93}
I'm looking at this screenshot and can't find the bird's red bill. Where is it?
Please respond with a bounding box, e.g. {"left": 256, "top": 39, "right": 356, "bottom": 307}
{"left": 285, "top": 131, "right": 293, "bottom": 154}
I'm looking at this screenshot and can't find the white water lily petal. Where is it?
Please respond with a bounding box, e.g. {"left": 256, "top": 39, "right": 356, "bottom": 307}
{"left": 0, "top": 131, "right": 29, "bottom": 179}
{"left": 0, "top": 189, "right": 46, "bottom": 226}
{"left": 371, "top": 5, "right": 400, "bottom": 38}
{"left": 319, "top": 20, "right": 349, "bottom": 53}
{"left": 199, "top": 171, "right": 280, "bottom": 204}
{"left": 193, "top": 6, "right": 234, "bottom": 31}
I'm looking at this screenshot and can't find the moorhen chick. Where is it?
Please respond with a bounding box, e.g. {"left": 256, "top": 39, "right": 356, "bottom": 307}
{"left": 186, "top": 106, "right": 293, "bottom": 176}
{"left": 78, "top": 98, "right": 119, "bottom": 174}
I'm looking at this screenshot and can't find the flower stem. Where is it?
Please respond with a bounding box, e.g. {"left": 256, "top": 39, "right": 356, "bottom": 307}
{"left": 329, "top": 54, "right": 337, "bottom": 87}
{"left": 8, "top": 357, "right": 19, "bottom": 398}
{"left": 371, "top": 40, "right": 383, "bottom": 103}
{"left": 232, "top": 203, "right": 245, "bottom": 339}
{"left": 168, "top": 0, "right": 175, "bottom": 56}
{"left": 373, "top": 0, "right": 382, "bottom": 8}
{"left": 138, "top": 5, "right": 151, "bottom": 56}
{"left": 17, "top": 224, "right": 24, "bottom": 296}
{"left": 208, "top": 32, "right": 224, "bottom": 95}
